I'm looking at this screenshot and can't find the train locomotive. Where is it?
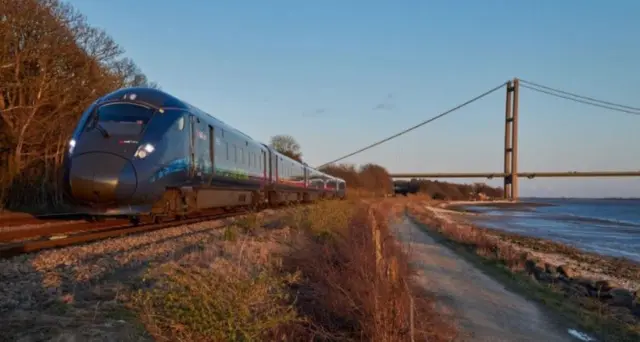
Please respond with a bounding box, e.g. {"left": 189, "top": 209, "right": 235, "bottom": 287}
{"left": 63, "top": 87, "right": 346, "bottom": 223}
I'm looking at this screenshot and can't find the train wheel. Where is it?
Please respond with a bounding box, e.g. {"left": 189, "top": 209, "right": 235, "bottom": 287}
{"left": 129, "top": 216, "right": 141, "bottom": 226}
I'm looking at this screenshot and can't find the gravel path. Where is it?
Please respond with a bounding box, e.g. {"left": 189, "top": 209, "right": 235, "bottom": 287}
{"left": 391, "top": 215, "right": 588, "bottom": 342}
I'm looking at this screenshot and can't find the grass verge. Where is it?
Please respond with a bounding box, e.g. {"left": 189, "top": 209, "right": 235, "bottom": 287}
{"left": 128, "top": 199, "right": 457, "bottom": 341}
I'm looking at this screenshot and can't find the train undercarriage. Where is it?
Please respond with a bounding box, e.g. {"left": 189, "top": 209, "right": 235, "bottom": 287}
{"left": 73, "top": 185, "right": 345, "bottom": 225}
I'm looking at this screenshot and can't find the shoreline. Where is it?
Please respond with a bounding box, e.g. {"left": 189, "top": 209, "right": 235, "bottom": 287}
{"left": 442, "top": 200, "right": 640, "bottom": 267}
{"left": 439, "top": 200, "right": 640, "bottom": 290}
{"left": 442, "top": 201, "right": 640, "bottom": 286}
{"left": 443, "top": 199, "right": 556, "bottom": 213}
{"left": 406, "top": 199, "right": 640, "bottom": 341}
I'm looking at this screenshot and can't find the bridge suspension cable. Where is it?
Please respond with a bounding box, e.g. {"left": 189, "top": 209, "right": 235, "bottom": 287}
{"left": 317, "top": 81, "right": 508, "bottom": 168}
{"left": 519, "top": 79, "right": 640, "bottom": 116}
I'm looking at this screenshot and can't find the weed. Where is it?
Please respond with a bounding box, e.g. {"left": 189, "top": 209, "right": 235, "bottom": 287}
{"left": 236, "top": 213, "right": 261, "bottom": 234}
{"left": 222, "top": 226, "right": 237, "bottom": 241}
{"left": 132, "top": 259, "right": 301, "bottom": 341}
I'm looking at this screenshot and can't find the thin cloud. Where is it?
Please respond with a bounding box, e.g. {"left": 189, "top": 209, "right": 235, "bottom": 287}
{"left": 302, "top": 107, "right": 328, "bottom": 117}
{"left": 373, "top": 92, "right": 395, "bottom": 111}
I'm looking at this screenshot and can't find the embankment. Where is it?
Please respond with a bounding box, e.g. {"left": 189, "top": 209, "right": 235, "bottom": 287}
{"left": 130, "top": 199, "right": 458, "bottom": 341}
{"left": 406, "top": 199, "right": 640, "bottom": 341}
{"left": 0, "top": 199, "right": 458, "bottom": 341}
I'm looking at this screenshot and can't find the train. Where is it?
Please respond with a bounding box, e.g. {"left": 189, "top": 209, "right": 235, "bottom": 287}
{"left": 62, "top": 87, "right": 346, "bottom": 223}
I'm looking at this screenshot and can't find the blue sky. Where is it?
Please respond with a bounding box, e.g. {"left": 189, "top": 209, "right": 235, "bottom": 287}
{"left": 66, "top": 0, "right": 640, "bottom": 197}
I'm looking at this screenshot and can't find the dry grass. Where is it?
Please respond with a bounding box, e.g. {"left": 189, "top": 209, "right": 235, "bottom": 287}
{"left": 0, "top": 199, "right": 455, "bottom": 341}
{"left": 406, "top": 200, "right": 640, "bottom": 342}
{"left": 284, "top": 200, "right": 456, "bottom": 341}
{"left": 125, "top": 211, "right": 303, "bottom": 341}
{"left": 131, "top": 249, "right": 301, "bottom": 341}
{"left": 128, "top": 199, "right": 456, "bottom": 341}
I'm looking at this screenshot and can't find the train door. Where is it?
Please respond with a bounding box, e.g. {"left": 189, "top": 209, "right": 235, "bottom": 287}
{"left": 189, "top": 115, "right": 211, "bottom": 185}
{"left": 262, "top": 150, "right": 267, "bottom": 183}
{"left": 207, "top": 125, "right": 215, "bottom": 185}
{"left": 189, "top": 115, "right": 196, "bottom": 181}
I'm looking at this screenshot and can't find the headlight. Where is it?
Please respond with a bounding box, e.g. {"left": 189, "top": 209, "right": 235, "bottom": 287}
{"left": 135, "top": 143, "right": 155, "bottom": 159}
{"left": 68, "top": 139, "right": 76, "bottom": 154}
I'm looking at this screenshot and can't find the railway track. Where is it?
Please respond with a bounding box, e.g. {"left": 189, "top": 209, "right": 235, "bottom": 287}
{"left": 0, "top": 213, "right": 86, "bottom": 228}
{"left": 0, "top": 208, "right": 249, "bottom": 260}
{"left": 0, "top": 218, "right": 131, "bottom": 243}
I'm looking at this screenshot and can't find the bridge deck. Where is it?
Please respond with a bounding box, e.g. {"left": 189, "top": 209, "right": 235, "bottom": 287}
{"left": 390, "top": 171, "right": 640, "bottom": 179}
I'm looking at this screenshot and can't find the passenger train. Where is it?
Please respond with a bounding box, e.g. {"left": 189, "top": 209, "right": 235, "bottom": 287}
{"left": 62, "top": 87, "right": 346, "bottom": 223}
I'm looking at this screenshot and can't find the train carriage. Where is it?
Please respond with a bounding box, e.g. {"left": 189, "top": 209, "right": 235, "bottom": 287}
{"left": 63, "top": 87, "right": 346, "bottom": 222}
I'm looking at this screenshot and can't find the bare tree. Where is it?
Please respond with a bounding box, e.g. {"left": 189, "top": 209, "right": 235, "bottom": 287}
{"left": 269, "top": 134, "right": 302, "bottom": 162}
{"left": 358, "top": 163, "right": 392, "bottom": 195}
{"left": 320, "top": 163, "right": 361, "bottom": 188}
{"left": 0, "top": 0, "right": 159, "bottom": 209}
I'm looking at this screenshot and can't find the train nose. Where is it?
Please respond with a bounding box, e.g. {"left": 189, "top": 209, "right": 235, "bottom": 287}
{"left": 68, "top": 153, "right": 137, "bottom": 204}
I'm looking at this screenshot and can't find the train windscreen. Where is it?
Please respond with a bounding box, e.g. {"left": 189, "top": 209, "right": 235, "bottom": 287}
{"left": 98, "top": 103, "right": 154, "bottom": 124}
{"left": 92, "top": 103, "right": 155, "bottom": 136}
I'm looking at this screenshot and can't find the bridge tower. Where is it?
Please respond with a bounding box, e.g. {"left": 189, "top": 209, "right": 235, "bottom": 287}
{"left": 504, "top": 78, "right": 520, "bottom": 201}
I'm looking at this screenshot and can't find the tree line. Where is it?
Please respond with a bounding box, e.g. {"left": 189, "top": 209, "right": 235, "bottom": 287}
{"left": 393, "top": 179, "right": 503, "bottom": 200}
{"left": 0, "top": 0, "right": 157, "bottom": 210}
{"left": 269, "top": 135, "right": 503, "bottom": 200}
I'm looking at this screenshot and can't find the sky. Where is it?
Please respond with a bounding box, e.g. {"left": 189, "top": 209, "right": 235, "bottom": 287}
{"left": 65, "top": 0, "right": 640, "bottom": 198}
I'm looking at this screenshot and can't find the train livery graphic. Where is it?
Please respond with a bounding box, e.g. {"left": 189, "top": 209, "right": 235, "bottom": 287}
{"left": 63, "top": 87, "right": 346, "bottom": 223}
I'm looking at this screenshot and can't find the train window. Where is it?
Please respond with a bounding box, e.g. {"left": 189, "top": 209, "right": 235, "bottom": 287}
{"left": 248, "top": 152, "right": 252, "bottom": 167}
{"left": 240, "top": 148, "right": 244, "bottom": 164}
{"left": 97, "top": 103, "right": 154, "bottom": 124}
{"left": 221, "top": 129, "right": 225, "bottom": 137}
{"left": 225, "top": 142, "right": 229, "bottom": 160}
{"left": 233, "top": 145, "right": 238, "bottom": 163}
{"left": 177, "top": 116, "right": 185, "bottom": 131}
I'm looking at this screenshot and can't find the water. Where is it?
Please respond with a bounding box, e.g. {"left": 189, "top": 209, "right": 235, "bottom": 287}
{"left": 461, "top": 198, "right": 640, "bottom": 263}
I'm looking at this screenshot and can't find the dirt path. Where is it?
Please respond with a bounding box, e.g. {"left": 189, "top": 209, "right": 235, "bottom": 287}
{"left": 391, "top": 215, "right": 588, "bottom": 342}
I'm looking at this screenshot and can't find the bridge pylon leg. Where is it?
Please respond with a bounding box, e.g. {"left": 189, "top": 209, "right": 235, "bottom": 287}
{"left": 504, "top": 78, "right": 520, "bottom": 201}
{"left": 504, "top": 81, "right": 513, "bottom": 200}
{"left": 511, "top": 78, "right": 520, "bottom": 201}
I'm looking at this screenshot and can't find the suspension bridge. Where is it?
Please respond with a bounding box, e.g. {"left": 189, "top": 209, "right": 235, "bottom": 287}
{"left": 318, "top": 78, "right": 640, "bottom": 201}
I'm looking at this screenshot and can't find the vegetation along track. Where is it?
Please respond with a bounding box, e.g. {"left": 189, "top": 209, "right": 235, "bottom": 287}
{"left": 0, "top": 208, "right": 249, "bottom": 260}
